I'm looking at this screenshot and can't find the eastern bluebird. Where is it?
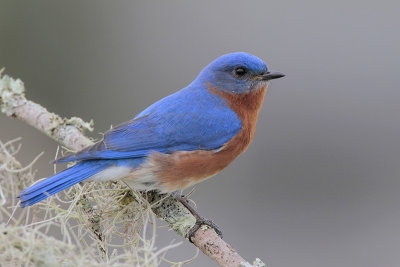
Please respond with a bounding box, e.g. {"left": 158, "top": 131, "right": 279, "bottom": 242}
{"left": 18, "top": 52, "right": 284, "bottom": 214}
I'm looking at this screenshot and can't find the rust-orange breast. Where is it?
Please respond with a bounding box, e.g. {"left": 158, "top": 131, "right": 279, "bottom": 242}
{"left": 150, "top": 84, "right": 268, "bottom": 191}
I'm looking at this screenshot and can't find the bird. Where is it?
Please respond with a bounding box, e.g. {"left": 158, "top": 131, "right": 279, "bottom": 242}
{"left": 18, "top": 52, "right": 284, "bottom": 236}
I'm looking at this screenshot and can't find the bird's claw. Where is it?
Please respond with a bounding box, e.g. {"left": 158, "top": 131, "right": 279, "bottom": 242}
{"left": 188, "top": 217, "right": 223, "bottom": 243}
{"left": 173, "top": 191, "right": 223, "bottom": 242}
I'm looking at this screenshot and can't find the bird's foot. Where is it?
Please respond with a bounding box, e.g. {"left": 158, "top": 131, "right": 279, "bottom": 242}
{"left": 187, "top": 217, "right": 223, "bottom": 243}
{"left": 173, "top": 191, "right": 223, "bottom": 243}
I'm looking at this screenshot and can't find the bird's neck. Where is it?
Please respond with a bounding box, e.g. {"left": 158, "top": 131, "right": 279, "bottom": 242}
{"left": 209, "top": 83, "right": 267, "bottom": 118}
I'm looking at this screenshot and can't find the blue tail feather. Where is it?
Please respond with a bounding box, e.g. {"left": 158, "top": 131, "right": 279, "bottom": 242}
{"left": 18, "top": 160, "right": 110, "bottom": 207}
{"left": 19, "top": 164, "right": 88, "bottom": 197}
{"left": 19, "top": 166, "right": 97, "bottom": 201}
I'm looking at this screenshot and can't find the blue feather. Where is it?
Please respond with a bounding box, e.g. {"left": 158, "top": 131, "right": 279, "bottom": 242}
{"left": 18, "top": 160, "right": 112, "bottom": 207}
{"left": 56, "top": 87, "right": 242, "bottom": 163}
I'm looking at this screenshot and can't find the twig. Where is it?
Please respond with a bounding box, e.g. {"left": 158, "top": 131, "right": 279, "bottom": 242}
{"left": 0, "top": 70, "right": 265, "bottom": 267}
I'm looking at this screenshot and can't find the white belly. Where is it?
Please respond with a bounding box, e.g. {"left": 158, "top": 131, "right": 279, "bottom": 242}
{"left": 87, "top": 164, "right": 164, "bottom": 192}
{"left": 88, "top": 166, "right": 132, "bottom": 182}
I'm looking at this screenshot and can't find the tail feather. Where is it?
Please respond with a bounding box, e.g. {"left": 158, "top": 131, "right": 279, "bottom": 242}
{"left": 19, "top": 166, "right": 96, "bottom": 201}
{"left": 18, "top": 161, "right": 110, "bottom": 207}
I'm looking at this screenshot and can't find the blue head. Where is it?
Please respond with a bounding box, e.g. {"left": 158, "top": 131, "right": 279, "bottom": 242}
{"left": 194, "top": 52, "right": 284, "bottom": 94}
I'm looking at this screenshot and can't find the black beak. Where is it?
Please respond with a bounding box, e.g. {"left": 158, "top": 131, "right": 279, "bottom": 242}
{"left": 262, "top": 71, "right": 285, "bottom": 81}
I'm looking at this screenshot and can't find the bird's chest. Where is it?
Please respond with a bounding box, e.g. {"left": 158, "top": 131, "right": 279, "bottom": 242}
{"left": 126, "top": 86, "right": 267, "bottom": 192}
{"left": 152, "top": 86, "right": 267, "bottom": 191}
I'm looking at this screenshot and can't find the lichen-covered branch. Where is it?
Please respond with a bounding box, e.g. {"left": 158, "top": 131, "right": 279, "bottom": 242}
{"left": 0, "top": 70, "right": 265, "bottom": 267}
{"left": 147, "top": 192, "right": 261, "bottom": 267}
{"left": 1, "top": 138, "right": 176, "bottom": 266}
{"left": 0, "top": 68, "right": 93, "bottom": 151}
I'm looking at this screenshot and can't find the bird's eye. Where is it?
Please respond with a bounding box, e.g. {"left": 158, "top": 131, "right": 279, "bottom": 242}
{"left": 234, "top": 67, "right": 247, "bottom": 77}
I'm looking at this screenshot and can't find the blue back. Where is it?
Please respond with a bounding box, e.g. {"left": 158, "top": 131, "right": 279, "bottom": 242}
{"left": 57, "top": 85, "right": 242, "bottom": 162}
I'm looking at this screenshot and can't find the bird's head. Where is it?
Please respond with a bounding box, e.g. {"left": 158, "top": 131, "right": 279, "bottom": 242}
{"left": 195, "top": 52, "right": 285, "bottom": 94}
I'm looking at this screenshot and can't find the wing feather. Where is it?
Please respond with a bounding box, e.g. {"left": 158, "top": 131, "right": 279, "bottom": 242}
{"left": 56, "top": 88, "right": 241, "bottom": 163}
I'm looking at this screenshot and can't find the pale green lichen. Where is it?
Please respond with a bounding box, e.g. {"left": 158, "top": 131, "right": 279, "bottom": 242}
{"left": 0, "top": 70, "right": 93, "bottom": 150}
{"left": 147, "top": 192, "right": 196, "bottom": 238}
{"left": 66, "top": 116, "right": 94, "bottom": 132}
{"left": 0, "top": 70, "right": 26, "bottom": 116}
{"left": 240, "top": 258, "right": 266, "bottom": 267}
{"left": 0, "top": 138, "right": 185, "bottom": 266}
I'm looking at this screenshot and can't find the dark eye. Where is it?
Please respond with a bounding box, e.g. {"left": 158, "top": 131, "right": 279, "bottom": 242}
{"left": 234, "top": 67, "right": 247, "bottom": 77}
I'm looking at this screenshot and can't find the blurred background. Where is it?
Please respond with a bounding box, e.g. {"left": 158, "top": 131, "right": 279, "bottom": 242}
{"left": 1, "top": 1, "right": 399, "bottom": 266}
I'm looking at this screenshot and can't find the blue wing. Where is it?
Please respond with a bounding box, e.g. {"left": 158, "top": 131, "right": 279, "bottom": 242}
{"left": 56, "top": 87, "right": 242, "bottom": 163}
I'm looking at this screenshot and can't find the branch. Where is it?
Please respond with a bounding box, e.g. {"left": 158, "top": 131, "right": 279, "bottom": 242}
{"left": 0, "top": 70, "right": 265, "bottom": 267}
{"left": 0, "top": 69, "right": 93, "bottom": 151}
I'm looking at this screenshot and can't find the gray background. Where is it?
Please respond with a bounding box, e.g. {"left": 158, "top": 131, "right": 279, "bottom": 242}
{"left": 1, "top": 1, "right": 400, "bottom": 266}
